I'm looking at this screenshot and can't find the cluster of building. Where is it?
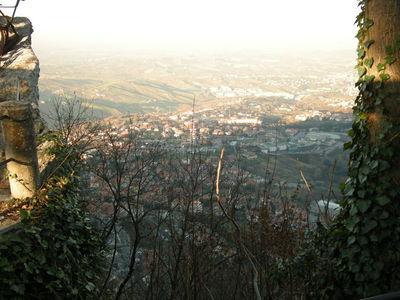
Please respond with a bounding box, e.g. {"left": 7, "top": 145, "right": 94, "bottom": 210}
{"left": 95, "top": 97, "right": 352, "bottom": 158}
{"left": 209, "top": 86, "right": 295, "bottom": 100}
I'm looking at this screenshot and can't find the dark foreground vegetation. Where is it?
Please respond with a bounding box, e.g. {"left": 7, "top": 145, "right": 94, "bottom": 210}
{"left": 1, "top": 0, "right": 400, "bottom": 298}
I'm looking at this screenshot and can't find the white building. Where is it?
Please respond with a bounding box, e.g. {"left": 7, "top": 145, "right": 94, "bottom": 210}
{"left": 309, "top": 200, "right": 340, "bottom": 224}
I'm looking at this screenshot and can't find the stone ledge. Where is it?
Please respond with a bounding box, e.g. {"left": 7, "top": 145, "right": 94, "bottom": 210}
{"left": 0, "top": 193, "right": 20, "bottom": 236}
{"left": 0, "top": 17, "right": 39, "bottom": 111}
{"left": 0, "top": 217, "right": 20, "bottom": 235}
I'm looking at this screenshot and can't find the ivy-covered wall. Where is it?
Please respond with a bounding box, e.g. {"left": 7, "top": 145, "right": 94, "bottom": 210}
{"left": 326, "top": 0, "right": 400, "bottom": 298}
{"left": 0, "top": 134, "right": 105, "bottom": 299}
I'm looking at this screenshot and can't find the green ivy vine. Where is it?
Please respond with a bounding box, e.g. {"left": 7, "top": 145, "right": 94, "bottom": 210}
{"left": 324, "top": 0, "right": 400, "bottom": 298}
{"left": 0, "top": 133, "right": 106, "bottom": 299}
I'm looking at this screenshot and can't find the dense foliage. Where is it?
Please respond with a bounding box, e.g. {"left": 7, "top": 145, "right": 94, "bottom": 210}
{"left": 322, "top": 0, "right": 400, "bottom": 298}
{"left": 0, "top": 133, "right": 105, "bottom": 299}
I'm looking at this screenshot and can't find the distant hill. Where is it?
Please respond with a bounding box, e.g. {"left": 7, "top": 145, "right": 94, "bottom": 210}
{"left": 37, "top": 51, "right": 356, "bottom": 118}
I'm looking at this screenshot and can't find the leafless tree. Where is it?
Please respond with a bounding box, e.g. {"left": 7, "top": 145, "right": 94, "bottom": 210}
{"left": 46, "top": 96, "right": 314, "bottom": 300}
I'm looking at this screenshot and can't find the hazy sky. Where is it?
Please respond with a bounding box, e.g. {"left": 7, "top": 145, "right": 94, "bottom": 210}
{"left": 10, "top": 0, "right": 359, "bottom": 54}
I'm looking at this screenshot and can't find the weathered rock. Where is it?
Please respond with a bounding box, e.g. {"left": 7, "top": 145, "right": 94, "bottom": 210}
{"left": 0, "top": 17, "right": 40, "bottom": 121}
{"left": 0, "top": 101, "right": 40, "bottom": 199}
{"left": 37, "top": 139, "right": 57, "bottom": 183}
{"left": 0, "top": 17, "right": 42, "bottom": 189}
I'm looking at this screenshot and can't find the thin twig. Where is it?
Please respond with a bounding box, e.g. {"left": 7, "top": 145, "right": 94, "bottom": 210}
{"left": 215, "top": 148, "right": 224, "bottom": 201}
{"left": 215, "top": 148, "right": 262, "bottom": 300}
{"left": 300, "top": 170, "right": 312, "bottom": 194}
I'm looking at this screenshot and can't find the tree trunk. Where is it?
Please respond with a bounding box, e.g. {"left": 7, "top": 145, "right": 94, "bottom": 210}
{"left": 364, "top": 0, "right": 400, "bottom": 182}
{"left": 328, "top": 0, "right": 400, "bottom": 298}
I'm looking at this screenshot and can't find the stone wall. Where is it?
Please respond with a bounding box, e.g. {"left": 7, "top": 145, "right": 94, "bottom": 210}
{"left": 0, "top": 17, "right": 42, "bottom": 187}
{"left": 0, "top": 17, "right": 40, "bottom": 122}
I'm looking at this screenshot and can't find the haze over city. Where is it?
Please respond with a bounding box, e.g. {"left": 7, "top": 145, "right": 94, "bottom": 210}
{"left": 3, "top": 0, "right": 361, "bottom": 199}
{"left": 12, "top": 0, "right": 360, "bottom": 55}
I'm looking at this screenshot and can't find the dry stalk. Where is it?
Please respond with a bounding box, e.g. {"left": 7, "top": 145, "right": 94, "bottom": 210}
{"left": 300, "top": 170, "right": 312, "bottom": 194}
{"left": 215, "top": 148, "right": 262, "bottom": 300}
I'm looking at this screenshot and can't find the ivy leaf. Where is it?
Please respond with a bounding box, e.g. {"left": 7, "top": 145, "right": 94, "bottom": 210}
{"left": 379, "top": 160, "right": 391, "bottom": 171}
{"left": 364, "top": 90, "right": 373, "bottom": 97}
{"left": 376, "top": 196, "right": 390, "bottom": 206}
{"left": 377, "top": 90, "right": 389, "bottom": 99}
{"left": 358, "top": 236, "right": 369, "bottom": 245}
{"left": 350, "top": 205, "right": 358, "bottom": 216}
{"left": 385, "top": 45, "right": 395, "bottom": 55}
{"left": 379, "top": 73, "right": 390, "bottom": 81}
{"left": 364, "top": 75, "right": 375, "bottom": 83}
{"left": 343, "top": 141, "right": 352, "bottom": 150}
{"left": 10, "top": 284, "right": 25, "bottom": 295}
{"left": 379, "top": 210, "right": 389, "bottom": 219}
{"left": 356, "top": 29, "right": 366, "bottom": 42}
{"left": 358, "top": 199, "right": 371, "bottom": 213}
{"left": 346, "top": 187, "right": 355, "bottom": 197}
{"left": 85, "top": 282, "right": 96, "bottom": 292}
{"left": 364, "top": 40, "right": 375, "bottom": 49}
{"left": 370, "top": 234, "right": 379, "bottom": 242}
{"left": 358, "top": 174, "right": 367, "bottom": 184}
{"left": 362, "top": 220, "right": 377, "bottom": 234}
{"left": 346, "top": 216, "right": 360, "bottom": 232}
{"left": 350, "top": 263, "right": 360, "bottom": 273}
{"left": 364, "top": 58, "right": 374, "bottom": 68}
{"left": 365, "top": 18, "right": 374, "bottom": 29}
{"left": 384, "top": 56, "right": 396, "bottom": 65}
{"left": 355, "top": 11, "right": 364, "bottom": 23}
{"left": 355, "top": 273, "right": 365, "bottom": 282}
{"left": 358, "top": 112, "right": 367, "bottom": 120}
{"left": 347, "top": 235, "right": 356, "bottom": 245}
{"left": 357, "top": 66, "right": 367, "bottom": 77}
{"left": 370, "top": 160, "right": 379, "bottom": 169}
{"left": 357, "top": 48, "right": 366, "bottom": 59}
{"left": 374, "top": 262, "right": 384, "bottom": 272}
{"left": 377, "top": 63, "right": 386, "bottom": 72}
{"left": 19, "top": 209, "right": 31, "bottom": 220}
